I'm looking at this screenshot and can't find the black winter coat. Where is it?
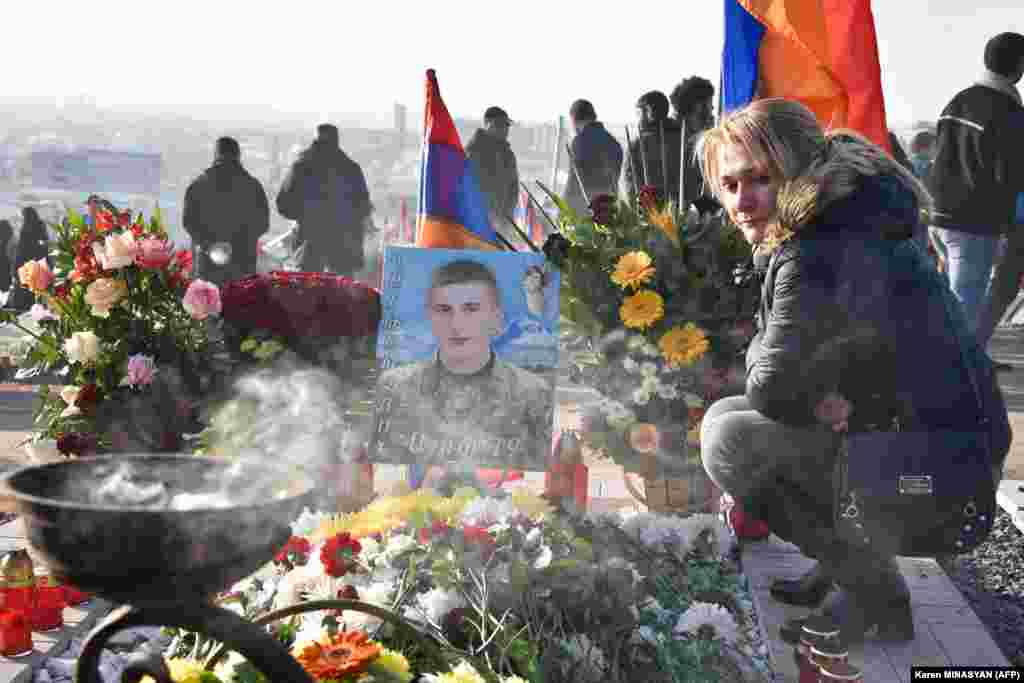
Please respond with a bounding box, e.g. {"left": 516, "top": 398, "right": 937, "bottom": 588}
{"left": 276, "top": 142, "right": 372, "bottom": 274}
{"left": 465, "top": 130, "right": 519, "bottom": 221}
{"left": 746, "top": 171, "right": 1010, "bottom": 466}
{"left": 183, "top": 159, "right": 269, "bottom": 283}
{"left": 563, "top": 121, "right": 623, "bottom": 214}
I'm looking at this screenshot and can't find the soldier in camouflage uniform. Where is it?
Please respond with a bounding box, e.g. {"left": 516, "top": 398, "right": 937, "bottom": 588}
{"left": 373, "top": 259, "right": 553, "bottom": 469}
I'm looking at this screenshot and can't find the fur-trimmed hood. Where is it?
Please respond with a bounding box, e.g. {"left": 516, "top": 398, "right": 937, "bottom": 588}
{"left": 775, "top": 143, "right": 923, "bottom": 243}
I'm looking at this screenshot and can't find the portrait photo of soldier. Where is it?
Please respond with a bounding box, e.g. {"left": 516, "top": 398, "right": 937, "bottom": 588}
{"left": 372, "top": 257, "right": 555, "bottom": 469}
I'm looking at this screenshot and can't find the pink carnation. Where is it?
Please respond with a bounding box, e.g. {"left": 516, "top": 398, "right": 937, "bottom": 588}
{"left": 134, "top": 237, "right": 174, "bottom": 270}
{"left": 182, "top": 279, "right": 222, "bottom": 320}
{"left": 123, "top": 354, "right": 157, "bottom": 388}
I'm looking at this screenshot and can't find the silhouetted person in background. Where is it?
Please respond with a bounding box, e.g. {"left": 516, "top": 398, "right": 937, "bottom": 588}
{"left": 277, "top": 124, "right": 373, "bottom": 275}
{"left": 624, "top": 91, "right": 683, "bottom": 206}
{"left": 0, "top": 220, "right": 13, "bottom": 298}
{"left": 563, "top": 99, "right": 623, "bottom": 215}
{"left": 670, "top": 76, "right": 720, "bottom": 215}
{"left": 8, "top": 207, "right": 49, "bottom": 311}
{"left": 183, "top": 137, "right": 270, "bottom": 286}
{"left": 465, "top": 107, "right": 520, "bottom": 227}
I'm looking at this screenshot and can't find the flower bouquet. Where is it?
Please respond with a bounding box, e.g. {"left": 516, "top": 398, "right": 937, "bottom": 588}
{"left": 155, "top": 489, "right": 774, "bottom": 683}
{"left": 538, "top": 183, "right": 755, "bottom": 512}
{"left": 0, "top": 199, "right": 218, "bottom": 456}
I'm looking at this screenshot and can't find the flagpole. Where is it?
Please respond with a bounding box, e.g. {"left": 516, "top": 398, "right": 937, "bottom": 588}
{"left": 624, "top": 126, "right": 638, "bottom": 198}
{"left": 637, "top": 126, "right": 650, "bottom": 187}
{"left": 679, "top": 119, "right": 687, "bottom": 216}
{"left": 658, "top": 121, "right": 669, "bottom": 202}
{"left": 565, "top": 142, "right": 590, "bottom": 207}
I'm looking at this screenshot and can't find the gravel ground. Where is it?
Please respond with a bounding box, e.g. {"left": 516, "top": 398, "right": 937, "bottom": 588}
{"left": 937, "top": 508, "right": 1024, "bottom": 666}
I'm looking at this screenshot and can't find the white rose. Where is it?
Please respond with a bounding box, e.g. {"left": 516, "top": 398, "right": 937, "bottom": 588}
{"left": 622, "top": 357, "right": 639, "bottom": 373}
{"left": 632, "top": 388, "right": 652, "bottom": 406}
{"left": 92, "top": 232, "right": 137, "bottom": 270}
{"left": 59, "top": 385, "right": 82, "bottom": 418}
{"left": 642, "top": 376, "right": 660, "bottom": 393}
{"left": 640, "top": 362, "right": 659, "bottom": 377}
{"left": 63, "top": 331, "right": 101, "bottom": 365}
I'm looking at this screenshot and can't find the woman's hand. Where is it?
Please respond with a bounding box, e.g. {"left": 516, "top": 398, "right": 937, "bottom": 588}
{"left": 814, "top": 392, "right": 852, "bottom": 432}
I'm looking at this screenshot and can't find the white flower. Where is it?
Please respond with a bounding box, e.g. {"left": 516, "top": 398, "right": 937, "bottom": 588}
{"left": 627, "top": 335, "right": 647, "bottom": 350}
{"left": 622, "top": 357, "right": 639, "bottom": 372}
{"left": 532, "top": 544, "right": 553, "bottom": 570}
{"left": 358, "top": 536, "right": 383, "bottom": 562}
{"left": 460, "top": 496, "right": 517, "bottom": 527}
{"left": 632, "top": 388, "right": 652, "bottom": 406}
{"left": 674, "top": 601, "right": 741, "bottom": 644}
{"left": 656, "top": 383, "right": 680, "bottom": 400}
{"left": 340, "top": 581, "right": 393, "bottom": 631}
{"left": 641, "top": 375, "right": 660, "bottom": 393}
{"left": 29, "top": 304, "right": 57, "bottom": 323}
{"left": 684, "top": 393, "right": 706, "bottom": 409}
{"left": 92, "top": 231, "right": 137, "bottom": 270}
{"left": 414, "top": 587, "right": 467, "bottom": 625}
{"left": 421, "top": 661, "right": 487, "bottom": 683}
{"left": 642, "top": 343, "right": 660, "bottom": 357}
{"left": 63, "top": 331, "right": 101, "bottom": 365}
{"left": 640, "top": 361, "right": 659, "bottom": 377}
{"left": 273, "top": 562, "right": 324, "bottom": 610}
{"left": 382, "top": 533, "right": 418, "bottom": 562}
{"left": 291, "top": 612, "right": 329, "bottom": 653}
{"left": 59, "top": 385, "right": 81, "bottom": 418}
{"left": 290, "top": 508, "right": 328, "bottom": 538}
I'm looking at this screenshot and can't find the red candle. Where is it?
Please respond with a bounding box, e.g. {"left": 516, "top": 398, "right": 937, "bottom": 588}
{"left": 30, "top": 577, "right": 64, "bottom": 632}
{"left": 0, "top": 609, "right": 32, "bottom": 657}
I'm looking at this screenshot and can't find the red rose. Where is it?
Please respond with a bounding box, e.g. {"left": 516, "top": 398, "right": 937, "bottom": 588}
{"left": 174, "top": 249, "right": 193, "bottom": 275}
{"left": 75, "top": 384, "right": 102, "bottom": 415}
{"left": 320, "top": 532, "right": 362, "bottom": 578}
{"left": 588, "top": 193, "right": 617, "bottom": 225}
{"left": 95, "top": 210, "right": 114, "bottom": 233}
{"left": 461, "top": 525, "right": 496, "bottom": 561}
{"left": 274, "top": 536, "right": 312, "bottom": 565}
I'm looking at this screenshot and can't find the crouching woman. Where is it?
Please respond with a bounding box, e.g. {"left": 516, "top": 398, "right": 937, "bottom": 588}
{"left": 696, "top": 99, "right": 1011, "bottom": 642}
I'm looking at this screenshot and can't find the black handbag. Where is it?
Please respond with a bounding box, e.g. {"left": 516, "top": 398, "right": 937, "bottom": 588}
{"left": 834, "top": 289, "right": 998, "bottom": 558}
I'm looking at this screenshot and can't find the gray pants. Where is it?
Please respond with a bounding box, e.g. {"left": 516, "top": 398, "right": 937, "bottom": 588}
{"left": 700, "top": 395, "right": 840, "bottom": 557}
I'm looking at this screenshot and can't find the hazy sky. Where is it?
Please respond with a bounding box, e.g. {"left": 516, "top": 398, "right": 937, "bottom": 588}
{"left": 6, "top": 1, "right": 1023, "bottom": 128}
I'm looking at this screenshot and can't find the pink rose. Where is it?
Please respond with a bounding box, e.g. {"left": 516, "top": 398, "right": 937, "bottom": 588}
{"left": 134, "top": 237, "right": 174, "bottom": 270}
{"left": 182, "top": 279, "right": 222, "bottom": 320}
{"left": 122, "top": 354, "right": 157, "bottom": 388}
{"left": 29, "top": 304, "right": 57, "bottom": 323}
{"left": 17, "top": 259, "right": 54, "bottom": 294}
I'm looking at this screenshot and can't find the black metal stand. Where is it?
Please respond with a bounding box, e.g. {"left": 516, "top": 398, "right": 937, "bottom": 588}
{"left": 76, "top": 603, "right": 315, "bottom": 683}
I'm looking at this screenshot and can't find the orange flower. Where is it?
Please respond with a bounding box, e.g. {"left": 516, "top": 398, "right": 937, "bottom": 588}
{"left": 629, "top": 423, "right": 660, "bottom": 453}
{"left": 611, "top": 251, "right": 655, "bottom": 290}
{"left": 295, "top": 630, "right": 381, "bottom": 680}
{"left": 619, "top": 290, "right": 664, "bottom": 330}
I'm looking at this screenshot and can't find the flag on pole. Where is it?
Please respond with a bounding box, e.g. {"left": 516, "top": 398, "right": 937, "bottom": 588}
{"left": 721, "top": 0, "right": 890, "bottom": 152}
{"left": 415, "top": 69, "right": 503, "bottom": 250}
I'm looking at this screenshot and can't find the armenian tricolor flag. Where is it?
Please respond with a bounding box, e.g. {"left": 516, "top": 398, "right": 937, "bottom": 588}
{"left": 415, "top": 69, "right": 502, "bottom": 250}
{"left": 721, "top": 0, "right": 890, "bottom": 152}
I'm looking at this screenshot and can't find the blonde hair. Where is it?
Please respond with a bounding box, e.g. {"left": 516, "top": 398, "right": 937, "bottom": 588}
{"left": 696, "top": 98, "right": 932, "bottom": 249}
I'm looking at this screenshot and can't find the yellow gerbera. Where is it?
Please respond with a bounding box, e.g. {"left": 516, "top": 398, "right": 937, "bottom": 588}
{"left": 647, "top": 206, "right": 680, "bottom": 247}
{"left": 620, "top": 290, "right": 665, "bottom": 330}
{"left": 610, "top": 251, "right": 656, "bottom": 289}
{"left": 369, "top": 647, "right": 414, "bottom": 682}
{"left": 658, "top": 323, "right": 710, "bottom": 367}
{"left": 140, "top": 658, "right": 206, "bottom": 683}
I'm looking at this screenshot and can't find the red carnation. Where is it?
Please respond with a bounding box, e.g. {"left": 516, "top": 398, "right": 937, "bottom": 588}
{"left": 174, "top": 249, "right": 193, "bottom": 275}
{"left": 275, "top": 536, "right": 312, "bottom": 565}
{"left": 418, "top": 519, "right": 451, "bottom": 543}
{"left": 320, "top": 532, "right": 362, "bottom": 578}
{"left": 75, "top": 383, "right": 102, "bottom": 415}
{"left": 638, "top": 185, "right": 661, "bottom": 212}
{"left": 55, "top": 432, "right": 98, "bottom": 457}
{"left": 95, "top": 210, "right": 114, "bottom": 233}
{"left": 588, "top": 193, "right": 617, "bottom": 225}
{"left": 461, "top": 525, "right": 496, "bottom": 561}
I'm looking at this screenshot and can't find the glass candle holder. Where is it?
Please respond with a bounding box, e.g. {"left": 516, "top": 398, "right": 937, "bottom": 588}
{"left": 30, "top": 577, "right": 64, "bottom": 632}
{"left": 0, "top": 609, "right": 33, "bottom": 658}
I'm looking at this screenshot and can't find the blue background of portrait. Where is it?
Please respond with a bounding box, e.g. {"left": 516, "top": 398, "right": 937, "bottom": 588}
{"left": 378, "top": 246, "right": 560, "bottom": 369}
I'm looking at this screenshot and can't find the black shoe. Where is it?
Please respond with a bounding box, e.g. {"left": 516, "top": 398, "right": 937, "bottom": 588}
{"left": 770, "top": 561, "right": 834, "bottom": 607}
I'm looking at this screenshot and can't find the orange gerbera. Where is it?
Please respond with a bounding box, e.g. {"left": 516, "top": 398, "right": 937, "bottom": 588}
{"left": 647, "top": 206, "right": 680, "bottom": 247}
{"left": 295, "top": 630, "right": 381, "bottom": 680}
{"left": 611, "top": 251, "right": 656, "bottom": 289}
{"left": 620, "top": 290, "right": 665, "bottom": 330}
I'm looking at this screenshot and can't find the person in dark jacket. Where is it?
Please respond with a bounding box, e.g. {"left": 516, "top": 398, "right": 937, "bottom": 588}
{"left": 465, "top": 107, "right": 519, "bottom": 227}
{"left": 562, "top": 99, "right": 623, "bottom": 215}
{"left": 8, "top": 207, "right": 50, "bottom": 311}
{"left": 624, "top": 91, "right": 684, "bottom": 207}
{"left": 0, "top": 220, "right": 13, "bottom": 296}
{"left": 670, "top": 76, "right": 721, "bottom": 215}
{"left": 696, "top": 99, "right": 1011, "bottom": 642}
{"left": 276, "top": 124, "right": 373, "bottom": 275}
{"left": 929, "top": 32, "right": 1024, "bottom": 338}
{"left": 183, "top": 137, "right": 270, "bottom": 286}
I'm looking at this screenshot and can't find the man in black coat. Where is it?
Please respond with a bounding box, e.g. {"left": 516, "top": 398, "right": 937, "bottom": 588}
{"left": 276, "top": 124, "right": 373, "bottom": 275}
{"left": 183, "top": 137, "right": 270, "bottom": 286}
{"left": 929, "top": 32, "right": 1024, "bottom": 342}
{"left": 465, "top": 107, "right": 519, "bottom": 227}
{"left": 562, "top": 99, "right": 623, "bottom": 215}
{"left": 670, "top": 76, "right": 721, "bottom": 215}
{"left": 623, "top": 91, "right": 684, "bottom": 207}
